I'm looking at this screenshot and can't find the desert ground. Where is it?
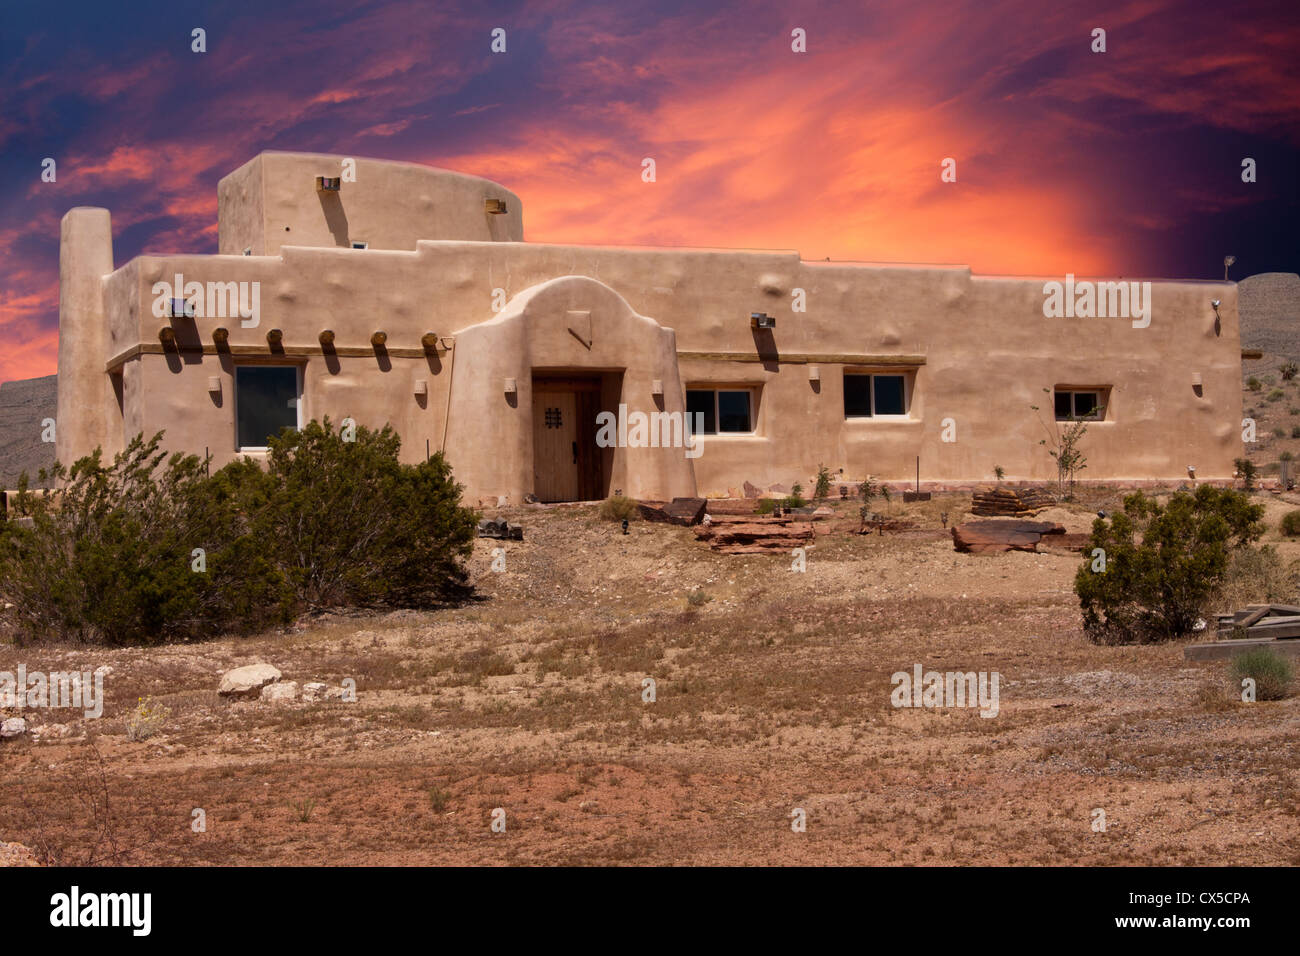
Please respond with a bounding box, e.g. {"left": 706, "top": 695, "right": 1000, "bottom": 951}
{"left": 1, "top": 489, "right": 1298, "bottom": 867}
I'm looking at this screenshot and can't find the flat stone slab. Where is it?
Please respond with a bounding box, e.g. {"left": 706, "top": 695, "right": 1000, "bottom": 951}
{"left": 1185, "top": 638, "right": 1300, "bottom": 661}
{"left": 638, "top": 497, "right": 707, "bottom": 526}
{"left": 951, "top": 520, "right": 1066, "bottom": 554}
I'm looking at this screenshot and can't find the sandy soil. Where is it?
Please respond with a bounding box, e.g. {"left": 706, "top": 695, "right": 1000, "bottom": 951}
{"left": 1, "top": 491, "right": 1297, "bottom": 866}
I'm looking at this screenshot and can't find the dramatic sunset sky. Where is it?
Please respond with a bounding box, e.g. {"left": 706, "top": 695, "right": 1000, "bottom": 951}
{"left": 1, "top": 0, "right": 1297, "bottom": 384}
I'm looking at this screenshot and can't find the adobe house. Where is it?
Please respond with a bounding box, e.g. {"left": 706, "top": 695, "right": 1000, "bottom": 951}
{"left": 55, "top": 151, "right": 1243, "bottom": 503}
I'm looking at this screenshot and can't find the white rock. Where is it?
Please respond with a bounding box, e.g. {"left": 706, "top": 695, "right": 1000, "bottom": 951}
{"left": 218, "top": 663, "right": 282, "bottom": 698}
{"left": 301, "top": 682, "right": 328, "bottom": 702}
{"left": 30, "top": 723, "right": 71, "bottom": 742}
{"left": 1, "top": 717, "right": 28, "bottom": 738}
{"left": 260, "top": 680, "right": 299, "bottom": 704}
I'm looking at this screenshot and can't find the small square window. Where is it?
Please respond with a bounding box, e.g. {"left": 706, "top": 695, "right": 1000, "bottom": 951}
{"left": 236, "top": 366, "right": 300, "bottom": 449}
{"left": 844, "top": 372, "right": 909, "bottom": 418}
{"left": 1054, "top": 389, "right": 1105, "bottom": 421}
{"left": 686, "top": 388, "right": 755, "bottom": 435}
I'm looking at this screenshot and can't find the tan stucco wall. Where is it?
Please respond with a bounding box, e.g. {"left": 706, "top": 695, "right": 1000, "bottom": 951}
{"left": 59, "top": 153, "right": 1243, "bottom": 501}
{"left": 217, "top": 152, "right": 522, "bottom": 256}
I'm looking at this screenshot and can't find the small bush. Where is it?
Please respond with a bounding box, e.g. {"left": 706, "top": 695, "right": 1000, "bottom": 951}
{"left": 859, "top": 477, "right": 879, "bottom": 508}
{"left": 1230, "top": 649, "right": 1294, "bottom": 701}
{"left": 784, "top": 482, "right": 807, "bottom": 509}
{"left": 1235, "top": 458, "right": 1258, "bottom": 490}
{"left": 1282, "top": 512, "right": 1300, "bottom": 537}
{"left": 599, "top": 494, "right": 639, "bottom": 522}
{"left": 1247, "top": 377, "right": 1262, "bottom": 391}
{"left": 1284, "top": 362, "right": 1299, "bottom": 381}
{"left": 686, "top": 588, "right": 713, "bottom": 608}
{"left": 813, "top": 465, "right": 832, "bottom": 500}
{"left": 1075, "top": 486, "right": 1264, "bottom": 643}
{"left": 756, "top": 498, "right": 776, "bottom": 515}
{"left": 124, "top": 696, "right": 171, "bottom": 742}
{"left": 993, "top": 465, "right": 1005, "bottom": 481}
{"left": 1273, "top": 428, "right": 1287, "bottom": 438}
{"left": 1213, "top": 543, "right": 1300, "bottom": 609}
{"left": 428, "top": 786, "right": 452, "bottom": 813}
{"left": 1291, "top": 426, "right": 1300, "bottom": 438}
{"left": 1268, "top": 389, "right": 1285, "bottom": 402}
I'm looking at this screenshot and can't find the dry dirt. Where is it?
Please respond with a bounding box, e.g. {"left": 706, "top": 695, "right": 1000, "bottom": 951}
{"left": 1, "top": 491, "right": 1297, "bottom": 866}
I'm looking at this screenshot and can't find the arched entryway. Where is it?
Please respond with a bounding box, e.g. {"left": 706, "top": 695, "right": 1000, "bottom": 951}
{"left": 443, "top": 276, "right": 698, "bottom": 503}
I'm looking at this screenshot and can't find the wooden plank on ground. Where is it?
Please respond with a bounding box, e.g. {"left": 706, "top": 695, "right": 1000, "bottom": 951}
{"left": 1239, "top": 606, "right": 1272, "bottom": 628}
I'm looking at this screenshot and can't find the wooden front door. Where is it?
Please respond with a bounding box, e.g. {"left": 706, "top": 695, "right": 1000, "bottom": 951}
{"left": 532, "top": 377, "right": 603, "bottom": 502}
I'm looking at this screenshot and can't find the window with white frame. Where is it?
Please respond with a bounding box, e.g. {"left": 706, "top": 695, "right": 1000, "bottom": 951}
{"left": 843, "top": 372, "right": 909, "bottom": 418}
{"left": 1054, "top": 388, "right": 1105, "bottom": 421}
{"left": 686, "top": 388, "right": 756, "bottom": 434}
{"left": 235, "top": 366, "right": 300, "bottom": 449}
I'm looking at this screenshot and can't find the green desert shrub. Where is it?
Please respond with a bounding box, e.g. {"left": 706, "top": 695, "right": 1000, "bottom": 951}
{"left": 756, "top": 498, "right": 777, "bottom": 515}
{"left": 813, "top": 465, "right": 832, "bottom": 500}
{"left": 686, "top": 588, "right": 713, "bottom": 608}
{"left": 1282, "top": 512, "right": 1300, "bottom": 537}
{"left": 784, "top": 482, "right": 807, "bottom": 509}
{"left": 1268, "top": 389, "right": 1286, "bottom": 402}
{"left": 598, "top": 494, "right": 639, "bottom": 522}
{"left": 1247, "top": 377, "right": 1262, "bottom": 391}
{"left": 1230, "top": 649, "right": 1294, "bottom": 701}
{"left": 220, "top": 418, "right": 477, "bottom": 609}
{"left": 1074, "top": 486, "right": 1264, "bottom": 644}
{"left": 1235, "top": 458, "right": 1258, "bottom": 490}
{"left": 0, "top": 420, "right": 477, "bottom": 645}
{"left": 0, "top": 433, "right": 292, "bottom": 645}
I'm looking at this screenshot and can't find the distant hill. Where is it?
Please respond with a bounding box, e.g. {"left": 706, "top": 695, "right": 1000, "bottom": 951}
{"left": 1239, "top": 272, "right": 1300, "bottom": 374}
{"left": 0, "top": 374, "right": 57, "bottom": 488}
